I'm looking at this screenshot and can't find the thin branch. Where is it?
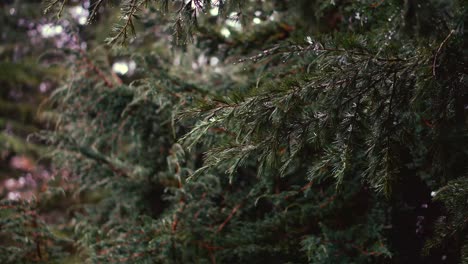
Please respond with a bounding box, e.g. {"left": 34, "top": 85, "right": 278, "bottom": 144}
{"left": 89, "top": 0, "right": 106, "bottom": 21}
{"left": 217, "top": 202, "right": 243, "bottom": 233}
{"left": 432, "top": 29, "right": 456, "bottom": 77}
{"left": 109, "top": 0, "right": 145, "bottom": 44}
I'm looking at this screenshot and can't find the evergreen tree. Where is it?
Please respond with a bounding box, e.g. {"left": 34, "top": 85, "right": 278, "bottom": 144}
{"left": 2, "top": 0, "right": 467, "bottom": 263}
{"left": 1, "top": 1, "right": 89, "bottom": 262}
{"left": 0, "top": 0, "right": 60, "bottom": 186}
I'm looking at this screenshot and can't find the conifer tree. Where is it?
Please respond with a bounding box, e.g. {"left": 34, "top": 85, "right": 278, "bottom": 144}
{"left": 2, "top": 0, "right": 467, "bottom": 263}
{"left": 0, "top": 1, "right": 74, "bottom": 262}
{"left": 0, "top": 0, "right": 60, "bottom": 183}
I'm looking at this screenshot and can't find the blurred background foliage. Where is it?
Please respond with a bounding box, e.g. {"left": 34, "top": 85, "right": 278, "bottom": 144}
{"left": 0, "top": 0, "right": 58, "bottom": 188}
{"left": 0, "top": 0, "right": 110, "bottom": 262}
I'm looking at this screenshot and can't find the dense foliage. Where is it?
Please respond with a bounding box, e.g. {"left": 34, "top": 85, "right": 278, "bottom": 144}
{"left": 0, "top": 1, "right": 69, "bottom": 262}
{"left": 1, "top": 0, "right": 467, "bottom": 263}
{"left": 0, "top": 0, "right": 61, "bottom": 184}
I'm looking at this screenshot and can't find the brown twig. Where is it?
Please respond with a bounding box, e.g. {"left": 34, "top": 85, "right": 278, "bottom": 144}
{"left": 284, "top": 180, "right": 314, "bottom": 200}
{"left": 319, "top": 194, "right": 336, "bottom": 208}
{"left": 81, "top": 55, "right": 114, "bottom": 88}
{"left": 370, "top": 0, "right": 385, "bottom": 8}
{"left": 217, "top": 203, "right": 243, "bottom": 233}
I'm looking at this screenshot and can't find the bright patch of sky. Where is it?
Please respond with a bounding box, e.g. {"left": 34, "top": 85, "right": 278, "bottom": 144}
{"left": 210, "top": 57, "right": 219, "bottom": 66}
{"left": 210, "top": 7, "right": 219, "bottom": 16}
{"left": 7, "top": 191, "right": 21, "bottom": 200}
{"left": 69, "top": 5, "right": 89, "bottom": 25}
{"left": 39, "top": 23, "right": 63, "bottom": 38}
{"left": 220, "top": 27, "right": 231, "bottom": 38}
{"left": 226, "top": 12, "right": 242, "bottom": 30}
{"left": 268, "top": 11, "right": 279, "bottom": 21}
{"left": 112, "top": 60, "right": 136, "bottom": 75}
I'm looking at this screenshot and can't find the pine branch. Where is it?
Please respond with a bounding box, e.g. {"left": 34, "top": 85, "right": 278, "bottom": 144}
{"left": 107, "top": 0, "right": 147, "bottom": 44}
{"left": 432, "top": 29, "right": 456, "bottom": 77}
